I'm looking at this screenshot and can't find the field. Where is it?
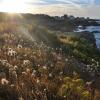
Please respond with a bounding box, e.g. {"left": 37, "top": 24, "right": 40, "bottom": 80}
{"left": 0, "top": 14, "right": 100, "bottom": 100}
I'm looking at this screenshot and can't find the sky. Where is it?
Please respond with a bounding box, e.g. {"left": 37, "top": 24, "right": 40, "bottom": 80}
{"left": 0, "top": 0, "right": 100, "bottom": 18}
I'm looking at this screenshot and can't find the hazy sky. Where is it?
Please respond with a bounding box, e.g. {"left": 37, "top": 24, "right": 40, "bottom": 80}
{"left": 0, "top": 0, "right": 100, "bottom": 18}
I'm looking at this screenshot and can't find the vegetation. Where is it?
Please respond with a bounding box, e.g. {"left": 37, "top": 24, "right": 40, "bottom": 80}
{"left": 0, "top": 13, "right": 100, "bottom": 100}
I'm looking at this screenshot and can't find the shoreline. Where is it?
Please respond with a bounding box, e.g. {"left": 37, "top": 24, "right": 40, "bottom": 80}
{"left": 75, "top": 26, "right": 100, "bottom": 48}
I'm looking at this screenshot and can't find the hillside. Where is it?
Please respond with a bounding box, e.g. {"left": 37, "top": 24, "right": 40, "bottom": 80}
{"left": 0, "top": 13, "right": 100, "bottom": 100}
{"left": 0, "top": 12, "right": 99, "bottom": 32}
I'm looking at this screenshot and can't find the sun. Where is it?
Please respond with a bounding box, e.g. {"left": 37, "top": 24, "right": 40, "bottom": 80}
{"left": 0, "top": 0, "right": 27, "bottom": 13}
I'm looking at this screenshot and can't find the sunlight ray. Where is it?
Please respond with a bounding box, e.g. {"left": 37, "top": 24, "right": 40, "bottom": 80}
{"left": 0, "top": 0, "right": 28, "bottom": 13}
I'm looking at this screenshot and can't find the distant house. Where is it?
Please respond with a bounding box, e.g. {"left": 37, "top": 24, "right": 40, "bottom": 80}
{"left": 68, "top": 16, "right": 75, "bottom": 20}
{"left": 80, "top": 17, "right": 85, "bottom": 21}
{"left": 54, "top": 16, "right": 61, "bottom": 20}
{"left": 78, "top": 25, "right": 83, "bottom": 29}
{"left": 74, "top": 25, "right": 84, "bottom": 32}
{"left": 60, "top": 16, "right": 65, "bottom": 20}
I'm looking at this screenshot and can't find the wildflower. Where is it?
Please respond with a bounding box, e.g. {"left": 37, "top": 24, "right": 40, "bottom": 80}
{"left": 50, "top": 64, "right": 54, "bottom": 67}
{"left": 56, "top": 48, "right": 58, "bottom": 50}
{"left": 57, "top": 55, "right": 62, "bottom": 60}
{"left": 1, "top": 60, "right": 8, "bottom": 65}
{"left": 10, "top": 84, "right": 15, "bottom": 87}
{"left": 23, "top": 60, "right": 30, "bottom": 65}
{"left": 32, "top": 89, "right": 34, "bottom": 94}
{"left": 37, "top": 64, "right": 40, "bottom": 67}
{"left": 14, "top": 65, "right": 18, "bottom": 70}
{"left": 33, "top": 52, "right": 36, "bottom": 55}
{"left": 63, "top": 96, "right": 66, "bottom": 98}
{"left": 19, "top": 97, "right": 24, "bottom": 100}
{"left": 92, "top": 59, "right": 95, "bottom": 62}
{"left": 32, "top": 70, "right": 36, "bottom": 76}
{"left": 49, "top": 73, "right": 52, "bottom": 77}
{"left": 96, "top": 61, "right": 99, "bottom": 67}
{"left": 65, "top": 58, "right": 68, "bottom": 62}
{"left": 22, "top": 72, "right": 27, "bottom": 75}
{"left": 9, "top": 68, "right": 14, "bottom": 73}
{"left": 26, "top": 68, "right": 31, "bottom": 73}
{"left": 8, "top": 64, "right": 13, "bottom": 69}
{"left": 17, "top": 44, "right": 22, "bottom": 49}
{"left": 36, "top": 79, "right": 40, "bottom": 83}
{"left": 21, "top": 83, "right": 24, "bottom": 87}
{"left": 59, "top": 48, "right": 62, "bottom": 51}
{"left": 44, "top": 88, "right": 46, "bottom": 91}
{"left": 1, "top": 78, "right": 9, "bottom": 85}
{"left": 24, "top": 54, "right": 27, "bottom": 57}
{"left": 60, "top": 78, "right": 62, "bottom": 81}
{"left": 86, "top": 65, "right": 90, "bottom": 70}
{"left": 43, "top": 66, "right": 47, "bottom": 69}
{"left": 12, "top": 71, "right": 17, "bottom": 79}
{"left": 8, "top": 48, "right": 17, "bottom": 56}
{"left": 59, "top": 71, "right": 63, "bottom": 75}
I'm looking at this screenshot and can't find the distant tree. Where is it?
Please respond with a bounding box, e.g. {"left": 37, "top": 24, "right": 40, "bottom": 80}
{"left": 61, "top": 14, "right": 68, "bottom": 20}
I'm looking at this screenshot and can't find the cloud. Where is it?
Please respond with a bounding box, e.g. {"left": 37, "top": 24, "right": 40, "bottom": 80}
{"left": 0, "top": 0, "right": 100, "bottom": 18}
{"left": 27, "top": 0, "right": 100, "bottom": 18}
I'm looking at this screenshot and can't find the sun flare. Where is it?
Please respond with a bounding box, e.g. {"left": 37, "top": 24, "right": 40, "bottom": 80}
{"left": 0, "top": 0, "right": 27, "bottom": 13}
